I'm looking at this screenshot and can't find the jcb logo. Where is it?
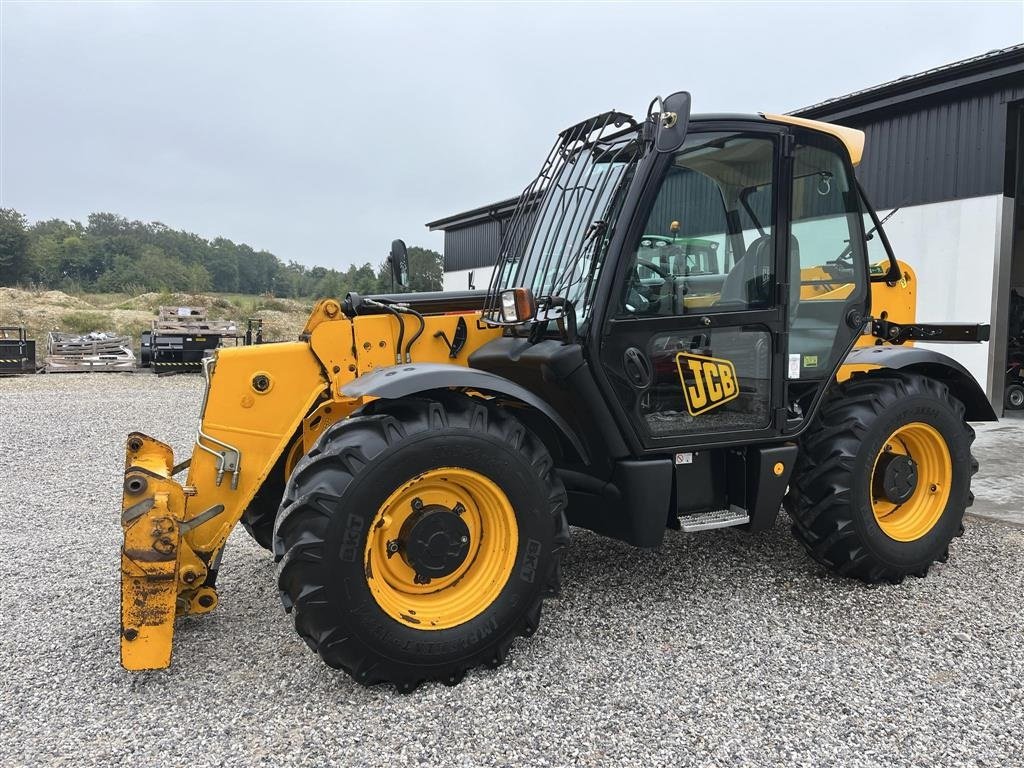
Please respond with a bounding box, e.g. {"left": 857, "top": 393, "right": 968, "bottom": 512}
{"left": 675, "top": 353, "right": 739, "bottom": 416}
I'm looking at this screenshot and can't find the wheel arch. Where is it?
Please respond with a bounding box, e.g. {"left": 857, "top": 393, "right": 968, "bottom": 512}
{"left": 843, "top": 346, "right": 997, "bottom": 421}
{"left": 341, "top": 363, "right": 589, "bottom": 464}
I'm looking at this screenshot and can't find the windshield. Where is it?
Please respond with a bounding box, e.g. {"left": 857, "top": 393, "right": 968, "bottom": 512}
{"left": 484, "top": 110, "right": 641, "bottom": 324}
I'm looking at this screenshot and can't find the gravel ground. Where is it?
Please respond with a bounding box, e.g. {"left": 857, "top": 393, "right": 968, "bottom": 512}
{"left": 1, "top": 374, "right": 1022, "bottom": 768}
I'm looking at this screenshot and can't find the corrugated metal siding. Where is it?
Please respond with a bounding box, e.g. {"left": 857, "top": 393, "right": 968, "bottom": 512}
{"left": 444, "top": 219, "right": 502, "bottom": 272}
{"left": 803, "top": 82, "right": 1024, "bottom": 210}
{"left": 444, "top": 208, "right": 539, "bottom": 272}
{"left": 646, "top": 168, "right": 730, "bottom": 238}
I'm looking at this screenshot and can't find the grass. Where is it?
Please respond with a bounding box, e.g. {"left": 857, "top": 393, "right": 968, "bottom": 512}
{"left": 59, "top": 311, "right": 112, "bottom": 334}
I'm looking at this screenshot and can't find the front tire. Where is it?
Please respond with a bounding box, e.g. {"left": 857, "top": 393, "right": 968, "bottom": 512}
{"left": 274, "top": 392, "right": 569, "bottom": 690}
{"left": 787, "top": 370, "right": 977, "bottom": 583}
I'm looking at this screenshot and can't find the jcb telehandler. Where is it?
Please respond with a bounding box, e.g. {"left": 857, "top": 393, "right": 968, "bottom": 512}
{"left": 120, "top": 93, "right": 995, "bottom": 690}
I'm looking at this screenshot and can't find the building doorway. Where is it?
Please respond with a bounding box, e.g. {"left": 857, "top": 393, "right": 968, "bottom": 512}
{"left": 1000, "top": 102, "right": 1024, "bottom": 416}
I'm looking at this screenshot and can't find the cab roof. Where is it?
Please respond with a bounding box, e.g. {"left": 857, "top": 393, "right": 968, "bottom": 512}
{"left": 689, "top": 112, "right": 865, "bottom": 166}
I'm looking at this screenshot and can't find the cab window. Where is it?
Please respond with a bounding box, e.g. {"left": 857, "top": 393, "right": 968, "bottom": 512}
{"left": 619, "top": 132, "right": 776, "bottom": 317}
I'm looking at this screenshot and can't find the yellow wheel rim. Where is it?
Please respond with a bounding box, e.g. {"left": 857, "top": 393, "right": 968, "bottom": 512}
{"left": 870, "top": 422, "right": 952, "bottom": 542}
{"left": 364, "top": 467, "right": 518, "bottom": 630}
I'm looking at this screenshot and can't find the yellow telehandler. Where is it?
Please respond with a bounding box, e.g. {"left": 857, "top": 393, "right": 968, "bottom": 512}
{"left": 120, "top": 93, "right": 994, "bottom": 690}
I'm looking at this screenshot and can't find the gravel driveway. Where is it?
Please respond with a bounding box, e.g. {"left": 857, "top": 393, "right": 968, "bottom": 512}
{"left": 1, "top": 374, "right": 1021, "bottom": 767}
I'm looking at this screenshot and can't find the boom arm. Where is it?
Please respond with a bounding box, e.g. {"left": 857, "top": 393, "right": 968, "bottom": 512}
{"left": 120, "top": 299, "right": 501, "bottom": 670}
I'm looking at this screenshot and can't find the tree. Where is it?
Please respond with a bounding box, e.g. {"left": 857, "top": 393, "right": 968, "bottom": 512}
{"left": 406, "top": 247, "right": 443, "bottom": 292}
{"left": 0, "top": 209, "right": 30, "bottom": 285}
{"left": 206, "top": 238, "right": 241, "bottom": 292}
{"left": 1, "top": 208, "right": 442, "bottom": 297}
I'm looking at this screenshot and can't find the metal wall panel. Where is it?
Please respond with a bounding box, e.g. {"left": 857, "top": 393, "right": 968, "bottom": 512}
{"left": 443, "top": 219, "right": 502, "bottom": 272}
{"left": 443, "top": 209, "right": 539, "bottom": 272}
{"left": 803, "top": 82, "right": 1024, "bottom": 210}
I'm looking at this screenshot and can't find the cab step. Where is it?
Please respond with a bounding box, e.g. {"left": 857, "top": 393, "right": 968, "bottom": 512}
{"left": 679, "top": 507, "right": 749, "bottom": 532}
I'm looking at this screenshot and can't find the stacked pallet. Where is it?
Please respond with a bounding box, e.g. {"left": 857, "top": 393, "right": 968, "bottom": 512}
{"left": 153, "top": 306, "right": 238, "bottom": 334}
{"left": 44, "top": 331, "right": 136, "bottom": 373}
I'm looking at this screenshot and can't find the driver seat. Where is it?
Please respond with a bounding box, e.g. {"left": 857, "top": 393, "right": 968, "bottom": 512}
{"left": 718, "top": 235, "right": 775, "bottom": 309}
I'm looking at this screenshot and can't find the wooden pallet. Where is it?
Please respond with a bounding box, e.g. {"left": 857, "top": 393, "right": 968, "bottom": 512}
{"left": 45, "top": 332, "right": 136, "bottom": 372}
{"left": 153, "top": 306, "right": 239, "bottom": 334}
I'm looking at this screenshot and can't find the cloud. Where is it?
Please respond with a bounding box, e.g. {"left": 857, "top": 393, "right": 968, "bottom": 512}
{"left": 2, "top": 1, "right": 1021, "bottom": 270}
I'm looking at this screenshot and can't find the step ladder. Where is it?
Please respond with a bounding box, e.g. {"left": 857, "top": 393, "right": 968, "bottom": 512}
{"left": 679, "top": 507, "right": 749, "bottom": 532}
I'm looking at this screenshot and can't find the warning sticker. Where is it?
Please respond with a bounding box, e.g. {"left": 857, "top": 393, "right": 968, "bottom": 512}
{"left": 788, "top": 353, "right": 801, "bottom": 379}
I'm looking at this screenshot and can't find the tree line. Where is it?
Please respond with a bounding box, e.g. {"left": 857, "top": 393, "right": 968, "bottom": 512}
{"left": 0, "top": 208, "right": 443, "bottom": 297}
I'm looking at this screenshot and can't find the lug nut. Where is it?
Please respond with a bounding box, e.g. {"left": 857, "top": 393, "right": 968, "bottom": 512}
{"left": 252, "top": 374, "right": 271, "bottom": 392}
{"left": 411, "top": 497, "right": 423, "bottom": 511}
{"left": 386, "top": 540, "right": 401, "bottom": 557}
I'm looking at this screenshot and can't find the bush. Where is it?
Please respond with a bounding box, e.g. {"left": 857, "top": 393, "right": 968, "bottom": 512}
{"left": 60, "top": 311, "right": 110, "bottom": 334}
{"left": 254, "top": 297, "right": 290, "bottom": 312}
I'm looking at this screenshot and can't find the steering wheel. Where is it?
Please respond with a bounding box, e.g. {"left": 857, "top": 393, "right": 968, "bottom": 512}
{"left": 622, "top": 259, "right": 671, "bottom": 315}
{"left": 629, "top": 258, "right": 675, "bottom": 314}
{"left": 636, "top": 258, "right": 673, "bottom": 280}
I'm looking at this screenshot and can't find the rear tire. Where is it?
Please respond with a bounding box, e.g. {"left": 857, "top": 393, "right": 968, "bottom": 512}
{"left": 786, "top": 370, "right": 977, "bottom": 583}
{"left": 274, "top": 392, "right": 569, "bottom": 690}
{"left": 240, "top": 436, "right": 302, "bottom": 550}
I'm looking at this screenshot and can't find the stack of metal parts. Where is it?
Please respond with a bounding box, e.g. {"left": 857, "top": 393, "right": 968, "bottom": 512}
{"left": 140, "top": 306, "right": 241, "bottom": 373}
{"left": 44, "top": 331, "right": 136, "bottom": 372}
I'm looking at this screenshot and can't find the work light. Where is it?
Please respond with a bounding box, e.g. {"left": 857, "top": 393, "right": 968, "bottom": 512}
{"left": 499, "top": 288, "right": 536, "bottom": 324}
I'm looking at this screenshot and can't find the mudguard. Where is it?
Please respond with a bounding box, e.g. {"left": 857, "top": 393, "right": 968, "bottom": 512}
{"left": 842, "top": 345, "right": 997, "bottom": 421}
{"left": 341, "top": 362, "right": 590, "bottom": 463}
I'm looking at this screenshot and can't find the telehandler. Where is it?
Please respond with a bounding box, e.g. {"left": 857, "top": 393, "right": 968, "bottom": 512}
{"left": 120, "top": 93, "right": 994, "bottom": 690}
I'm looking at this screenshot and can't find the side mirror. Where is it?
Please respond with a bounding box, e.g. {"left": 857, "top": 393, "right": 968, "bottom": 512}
{"left": 389, "top": 239, "right": 409, "bottom": 288}
{"left": 654, "top": 91, "right": 692, "bottom": 153}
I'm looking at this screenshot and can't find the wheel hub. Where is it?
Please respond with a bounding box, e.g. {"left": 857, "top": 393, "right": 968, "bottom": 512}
{"left": 397, "top": 499, "right": 470, "bottom": 582}
{"left": 873, "top": 451, "right": 918, "bottom": 504}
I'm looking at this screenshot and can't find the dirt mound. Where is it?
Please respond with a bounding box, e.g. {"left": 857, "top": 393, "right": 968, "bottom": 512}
{"left": 0, "top": 288, "right": 312, "bottom": 362}
{"left": 0, "top": 288, "right": 154, "bottom": 361}
{"left": 0, "top": 287, "right": 94, "bottom": 311}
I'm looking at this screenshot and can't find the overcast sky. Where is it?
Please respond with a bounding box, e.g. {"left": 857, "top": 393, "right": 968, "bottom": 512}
{"left": 2, "top": 1, "right": 1022, "bottom": 270}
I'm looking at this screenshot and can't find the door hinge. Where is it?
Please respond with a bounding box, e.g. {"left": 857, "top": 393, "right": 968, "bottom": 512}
{"left": 782, "top": 132, "right": 796, "bottom": 157}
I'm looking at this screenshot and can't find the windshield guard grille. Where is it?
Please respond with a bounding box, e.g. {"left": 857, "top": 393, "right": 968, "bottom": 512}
{"left": 483, "top": 110, "right": 641, "bottom": 325}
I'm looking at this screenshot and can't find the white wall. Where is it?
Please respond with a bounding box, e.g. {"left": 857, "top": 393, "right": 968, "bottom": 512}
{"left": 878, "top": 195, "right": 1001, "bottom": 394}
{"left": 443, "top": 265, "right": 495, "bottom": 292}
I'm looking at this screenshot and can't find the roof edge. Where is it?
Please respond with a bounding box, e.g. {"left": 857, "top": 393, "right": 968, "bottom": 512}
{"left": 793, "top": 44, "right": 1024, "bottom": 120}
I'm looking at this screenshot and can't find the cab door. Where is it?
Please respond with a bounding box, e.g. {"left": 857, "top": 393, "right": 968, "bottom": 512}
{"left": 596, "top": 127, "right": 788, "bottom": 452}
{"left": 784, "top": 128, "right": 871, "bottom": 413}
{"left": 594, "top": 124, "right": 868, "bottom": 452}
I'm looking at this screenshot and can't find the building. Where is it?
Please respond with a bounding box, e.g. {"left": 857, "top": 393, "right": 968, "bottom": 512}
{"left": 426, "top": 45, "right": 1024, "bottom": 410}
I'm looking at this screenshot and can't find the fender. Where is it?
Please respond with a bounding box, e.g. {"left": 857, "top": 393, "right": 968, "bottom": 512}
{"left": 341, "top": 362, "right": 590, "bottom": 463}
{"left": 842, "top": 345, "right": 997, "bottom": 421}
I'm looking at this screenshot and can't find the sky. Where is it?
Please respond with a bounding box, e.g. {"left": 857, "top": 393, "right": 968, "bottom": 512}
{"left": 2, "top": 1, "right": 1022, "bottom": 271}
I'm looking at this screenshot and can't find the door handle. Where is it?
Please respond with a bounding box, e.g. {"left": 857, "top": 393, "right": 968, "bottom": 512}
{"left": 622, "top": 347, "right": 652, "bottom": 389}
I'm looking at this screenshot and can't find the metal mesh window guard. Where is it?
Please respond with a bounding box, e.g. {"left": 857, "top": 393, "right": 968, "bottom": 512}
{"left": 484, "top": 110, "right": 641, "bottom": 325}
